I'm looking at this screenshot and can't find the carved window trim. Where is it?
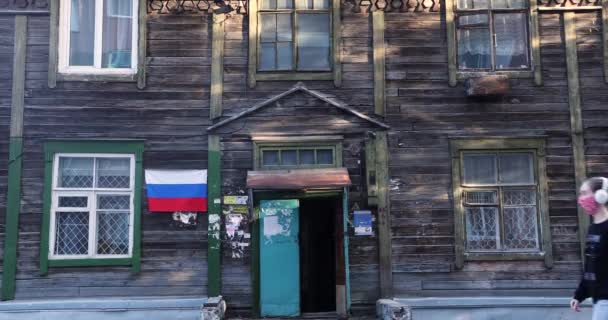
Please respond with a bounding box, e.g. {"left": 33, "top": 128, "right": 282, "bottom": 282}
{"left": 247, "top": 0, "right": 342, "bottom": 87}
{"left": 446, "top": 0, "right": 542, "bottom": 86}
{"left": 450, "top": 138, "right": 552, "bottom": 269}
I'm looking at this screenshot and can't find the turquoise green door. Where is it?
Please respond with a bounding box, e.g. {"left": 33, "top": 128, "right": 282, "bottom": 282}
{"left": 259, "top": 199, "right": 300, "bottom": 317}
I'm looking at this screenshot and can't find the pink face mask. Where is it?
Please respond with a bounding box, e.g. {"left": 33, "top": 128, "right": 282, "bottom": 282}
{"left": 578, "top": 195, "right": 601, "bottom": 216}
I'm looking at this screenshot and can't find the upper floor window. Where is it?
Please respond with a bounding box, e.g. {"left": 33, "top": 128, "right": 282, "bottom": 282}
{"left": 456, "top": 0, "right": 530, "bottom": 71}
{"left": 258, "top": 0, "right": 332, "bottom": 71}
{"left": 58, "top": 0, "right": 138, "bottom": 74}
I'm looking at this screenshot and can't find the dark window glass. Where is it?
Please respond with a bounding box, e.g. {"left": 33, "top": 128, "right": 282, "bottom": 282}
{"left": 281, "top": 150, "right": 298, "bottom": 165}
{"left": 263, "top": 150, "right": 280, "bottom": 166}
{"left": 317, "top": 149, "right": 333, "bottom": 165}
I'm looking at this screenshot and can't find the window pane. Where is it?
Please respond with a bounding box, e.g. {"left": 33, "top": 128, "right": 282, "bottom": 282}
{"left": 465, "top": 207, "right": 499, "bottom": 251}
{"left": 503, "top": 206, "right": 539, "bottom": 250}
{"left": 317, "top": 149, "right": 333, "bottom": 165}
{"left": 263, "top": 150, "right": 280, "bottom": 166}
{"left": 54, "top": 211, "right": 89, "bottom": 255}
{"left": 59, "top": 196, "right": 88, "bottom": 208}
{"left": 277, "top": 14, "right": 292, "bottom": 42}
{"left": 102, "top": 0, "right": 133, "bottom": 68}
{"left": 277, "top": 42, "right": 293, "bottom": 70}
{"left": 297, "top": 13, "right": 330, "bottom": 70}
{"left": 498, "top": 153, "right": 534, "bottom": 184}
{"left": 458, "top": 28, "right": 491, "bottom": 69}
{"left": 503, "top": 190, "right": 536, "bottom": 206}
{"left": 298, "top": 0, "right": 314, "bottom": 9}
{"left": 492, "top": 0, "right": 526, "bottom": 8}
{"left": 299, "top": 150, "right": 315, "bottom": 165}
{"left": 457, "top": 0, "right": 489, "bottom": 9}
{"left": 98, "top": 194, "right": 131, "bottom": 210}
{"left": 58, "top": 157, "right": 94, "bottom": 188}
{"left": 261, "top": 0, "right": 277, "bottom": 9}
{"left": 281, "top": 150, "right": 298, "bottom": 165}
{"left": 458, "top": 14, "right": 488, "bottom": 27}
{"left": 277, "top": 0, "right": 293, "bottom": 9}
{"left": 464, "top": 191, "right": 497, "bottom": 205}
{"left": 260, "top": 14, "right": 277, "bottom": 42}
{"left": 494, "top": 13, "right": 529, "bottom": 70}
{"left": 96, "top": 158, "right": 131, "bottom": 189}
{"left": 462, "top": 154, "right": 496, "bottom": 185}
{"left": 97, "top": 211, "right": 130, "bottom": 255}
{"left": 260, "top": 43, "right": 276, "bottom": 70}
{"left": 69, "top": 0, "right": 95, "bottom": 66}
{"left": 314, "top": 0, "right": 329, "bottom": 9}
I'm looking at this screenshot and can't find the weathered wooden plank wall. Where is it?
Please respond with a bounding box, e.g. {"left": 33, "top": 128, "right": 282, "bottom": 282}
{"left": 0, "top": 16, "right": 15, "bottom": 291}
{"left": 215, "top": 7, "right": 381, "bottom": 310}
{"left": 384, "top": 10, "right": 588, "bottom": 297}
{"left": 13, "top": 13, "right": 212, "bottom": 299}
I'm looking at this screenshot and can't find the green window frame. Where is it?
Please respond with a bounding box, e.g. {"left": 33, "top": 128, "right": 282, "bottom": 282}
{"left": 253, "top": 139, "right": 343, "bottom": 170}
{"left": 39, "top": 140, "right": 144, "bottom": 274}
{"left": 450, "top": 138, "right": 552, "bottom": 269}
{"left": 247, "top": 0, "right": 341, "bottom": 87}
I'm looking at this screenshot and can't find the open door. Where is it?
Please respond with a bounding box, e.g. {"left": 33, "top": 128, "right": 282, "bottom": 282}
{"left": 259, "top": 199, "right": 300, "bottom": 317}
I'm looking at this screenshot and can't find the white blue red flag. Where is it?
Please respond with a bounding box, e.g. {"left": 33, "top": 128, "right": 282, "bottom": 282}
{"left": 144, "top": 169, "right": 208, "bottom": 212}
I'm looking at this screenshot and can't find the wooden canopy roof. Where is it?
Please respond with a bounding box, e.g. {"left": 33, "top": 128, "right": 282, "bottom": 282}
{"left": 246, "top": 168, "right": 351, "bottom": 190}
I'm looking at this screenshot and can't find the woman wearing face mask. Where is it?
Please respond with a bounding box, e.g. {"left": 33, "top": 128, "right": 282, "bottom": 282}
{"left": 571, "top": 177, "right": 608, "bottom": 319}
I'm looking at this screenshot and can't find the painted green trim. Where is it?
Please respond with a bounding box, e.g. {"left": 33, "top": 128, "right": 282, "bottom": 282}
{"left": 375, "top": 132, "right": 393, "bottom": 298}
{"left": 529, "top": 0, "right": 542, "bottom": 86}
{"left": 255, "top": 72, "right": 333, "bottom": 81}
{"left": 57, "top": 73, "right": 137, "bottom": 83}
{"left": 342, "top": 187, "right": 351, "bottom": 311}
{"left": 207, "top": 135, "right": 222, "bottom": 296}
{"left": 2, "top": 15, "right": 28, "bottom": 301}
{"left": 2, "top": 138, "right": 24, "bottom": 301}
{"left": 48, "top": 258, "right": 133, "bottom": 268}
{"left": 39, "top": 140, "right": 144, "bottom": 274}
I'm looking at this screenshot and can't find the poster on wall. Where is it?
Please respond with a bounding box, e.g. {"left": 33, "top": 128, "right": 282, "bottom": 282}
{"left": 354, "top": 210, "right": 373, "bottom": 236}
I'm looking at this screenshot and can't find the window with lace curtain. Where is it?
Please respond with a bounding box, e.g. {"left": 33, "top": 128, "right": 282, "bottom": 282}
{"left": 455, "top": 0, "right": 530, "bottom": 70}
{"left": 49, "top": 154, "right": 135, "bottom": 259}
{"left": 450, "top": 138, "right": 553, "bottom": 269}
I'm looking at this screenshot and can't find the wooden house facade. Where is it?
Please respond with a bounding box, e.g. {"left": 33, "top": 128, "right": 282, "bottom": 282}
{"left": 0, "top": 0, "right": 607, "bottom": 318}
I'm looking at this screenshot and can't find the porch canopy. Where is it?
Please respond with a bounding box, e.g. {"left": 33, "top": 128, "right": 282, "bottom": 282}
{"left": 246, "top": 168, "right": 351, "bottom": 190}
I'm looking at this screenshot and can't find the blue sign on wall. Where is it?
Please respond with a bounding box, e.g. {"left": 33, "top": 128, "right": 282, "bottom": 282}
{"left": 354, "top": 210, "right": 373, "bottom": 236}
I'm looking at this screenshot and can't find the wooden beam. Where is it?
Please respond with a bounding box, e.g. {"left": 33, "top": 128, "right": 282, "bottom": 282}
{"left": 372, "top": 10, "right": 386, "bottom": 116}
{"left": 375, "top": 132, "right": 393, "bottom": 298}
{"left": 564, "top": 12, "right": 588, "bottom": 263}
{"left": 210, "top": 13, "right": 225, "bottom": 119}
{"left": 137, "top": 0, "right": 147, "bottom": 89}
{"left": 248, "top": 0, "right": 258, "bottom": 88}
{"left": 538, "top": 6, "right": 602, "bottom": 11}
{"left": 333, "top": 0, "right": 342, "bottom": 87}
{"left": 603, "top": 0, "right": 608, "bottom": 82}
{"left": 48, "top": 0, "right": 59, "bottom": 88}
{"left": 2, "top": 15, "right": 27, "bottom": 301}
{"left": 446, "top": 0, "right": 457, "bottom": 87}
{"left": 207, "top": 135, "right": 222, "bottom": 296}
{"left": 530, "top": 0, "right": 543, "bottom": 86}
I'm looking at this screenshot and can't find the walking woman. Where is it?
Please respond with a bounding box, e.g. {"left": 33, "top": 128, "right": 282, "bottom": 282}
{"left": 571, "top": 177, "right": 608, "bottom": 319}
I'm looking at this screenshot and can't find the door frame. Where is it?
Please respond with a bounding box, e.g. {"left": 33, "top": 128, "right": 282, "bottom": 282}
{"left": 250, "top": 188, "right": 350, "bottom": 317}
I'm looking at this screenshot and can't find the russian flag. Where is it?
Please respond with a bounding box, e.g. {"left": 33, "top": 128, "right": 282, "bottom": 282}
{"left": 144, "top": 170, "right": 208, "bottom": 212}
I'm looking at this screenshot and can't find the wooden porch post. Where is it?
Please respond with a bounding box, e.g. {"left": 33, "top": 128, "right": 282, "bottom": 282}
{"left": 376, "top": 132, "right": 393, "bottom": 298}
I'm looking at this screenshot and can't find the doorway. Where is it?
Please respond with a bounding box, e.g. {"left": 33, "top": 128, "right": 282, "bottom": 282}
{"left": 299, "top": 197, "right": 337, "bottom": 313}
{"left": 253, "top": 191, "right": 348, "bottom": 318}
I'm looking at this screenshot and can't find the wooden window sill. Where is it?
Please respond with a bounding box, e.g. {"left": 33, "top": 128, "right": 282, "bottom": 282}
{"left": 457, "top": 70, "right": 534, "bottom": 80}
{"left": 255, "top": 72, "right": 333, "bottom": 81}
{"left": 464, "top": 251, "right": 546, "bottom": 261}
{"left": 57, "top": 73, "right": 137, "bottom": 83}
{"left": 48, "top": 257, "right": 133, "bottom": 268}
